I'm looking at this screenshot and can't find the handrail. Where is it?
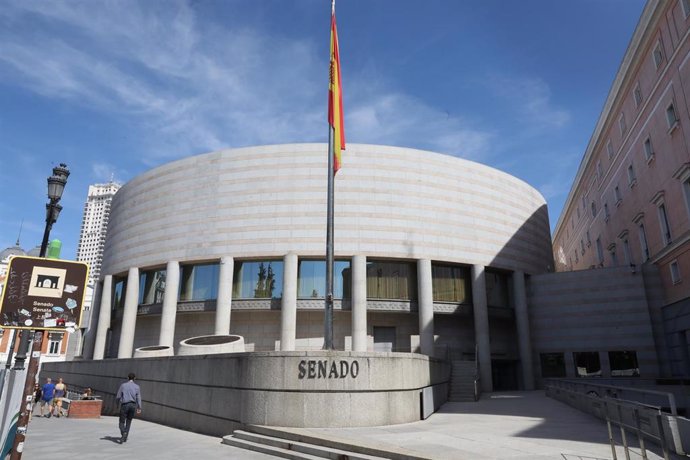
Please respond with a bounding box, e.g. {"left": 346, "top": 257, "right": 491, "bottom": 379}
{"left": 548, "top": 378, "right": 678, "bottom": 415}
{"left": 473, "top": 343, "right": 480, "bottom": 401}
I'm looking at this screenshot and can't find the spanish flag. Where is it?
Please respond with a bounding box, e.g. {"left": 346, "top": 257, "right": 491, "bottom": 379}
{"left": 328, "top": 3, "right": 345, "bottom": 174}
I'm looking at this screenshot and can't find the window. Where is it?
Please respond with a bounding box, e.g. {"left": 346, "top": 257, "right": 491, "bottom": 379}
{"left": 597, "top": 160, "right": 603, "bottom": 178}
{"left": 643, "top": 137, "right": 654, "bottom": 161}
{"left": 619, "top": 113, "right": 627, "bottom": 134}
{"left": 138, "top": 269, "right": 166, "bottom": 305}
{"left": 614, "top": 185, "right": 622, "bottom": 205}
{"left": 581, "top": 239, "right": 585, "bottom": 255}
{"left": 670, "top": 260, "right": 681, "bottom": 284}
{"left": 623, "top": 238, "right": 633, "bottom": 265}
{"left": 366, "top": 260, "right": 417, "bottom": 300}
{"left": 684, "top": 177, "right": 690, "bottom": 218}
{"left": 540, "top": 353, "right": 566, "bottom": 378}
{"left": 47, "top": 333, "right": 64, "bottom": 355}
{"left": 657, "top": 203, "right": 672, "bottom": 245}
{"left": 112, "top": 278, "right": 126, "bottom": 310}
{"left": 666, "top": 103, "right": 679, "bottom": 128}
{"left": 591, "top": 201, "right": 597, "bottom": 217}
{"left": 609, "top": 245, "right": 618, "bottom": 266}
{"left": 485, "top": 270, "right": 512, "bottom": 308}
{"left": 573, "top": 352, "right": 601, "bottom": 377}
{"left": 586, "top": 230, "right": 591, "bottom": 245}
{"left": 604, "top": 203, "right": 610, "bottom": 221}
{"left": 653, "top": 42, "right": 664, "bottom": 68}
{"left": 298, "top": 259, "right": 351, "bottom": 299}
{"left": 233, "top": 260, "right": 284, "bottom": 299}
{"left": 609, "top": 351, "right": 639, "bottom": 377}
{"left": 607, "top": 140, "right": 614, "bottom": 160}
{"left": 432, "top": 263, "right": 472, "bottom": 303}
{"left": 627, "top": 164, "right": 636, "bottom": 187}
{"left": 596, "top": 237, "right": 604, "bottom": 265}
{"left": 574, "top": 251, "right": 579, "bottom": 264}
{"left": 638, "top": 223, "right": 649, "bottom": 261}
{"left": 634, "top": 84, "right": 643, "bottom": 107}
{"left": 179, "top": 263, "right": 220, "bottom": 301}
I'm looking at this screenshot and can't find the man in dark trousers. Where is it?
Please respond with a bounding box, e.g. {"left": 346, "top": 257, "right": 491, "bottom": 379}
{"left": 116, "top": 373, "right": 142, "bottom": 443}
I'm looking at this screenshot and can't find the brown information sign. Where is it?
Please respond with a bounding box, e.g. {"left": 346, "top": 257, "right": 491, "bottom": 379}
{"left": 0, "top": 256, "right": 89, "bottom": 331}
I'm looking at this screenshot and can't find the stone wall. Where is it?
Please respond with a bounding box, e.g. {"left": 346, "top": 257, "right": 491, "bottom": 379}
{"left": 43, "top": 351, "right": 449, "bottom": 435}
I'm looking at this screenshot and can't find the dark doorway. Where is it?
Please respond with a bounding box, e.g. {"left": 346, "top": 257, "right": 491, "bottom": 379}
{"left": 491, "top": 359, "right": 519, "bottom": 390}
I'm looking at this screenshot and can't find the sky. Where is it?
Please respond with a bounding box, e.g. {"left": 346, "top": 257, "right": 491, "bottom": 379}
{"left": 0, "top": 0, "right": 646, "bottom": 261}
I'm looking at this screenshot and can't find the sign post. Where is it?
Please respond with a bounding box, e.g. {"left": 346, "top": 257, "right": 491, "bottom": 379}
{"left": 0, "top": 256, "right": 88, "bottom": 459}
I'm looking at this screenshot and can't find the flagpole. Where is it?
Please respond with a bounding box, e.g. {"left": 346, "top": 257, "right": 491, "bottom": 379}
{"left": 325, "top": 127, "right": 335, "bottom": 351}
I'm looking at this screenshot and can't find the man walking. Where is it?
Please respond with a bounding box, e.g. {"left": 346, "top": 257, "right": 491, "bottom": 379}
{"left": 39, "top": 377, "right": 55, "bottom": 418}
{"left": 116, "top": 373, "right": 142, "bottom": 443}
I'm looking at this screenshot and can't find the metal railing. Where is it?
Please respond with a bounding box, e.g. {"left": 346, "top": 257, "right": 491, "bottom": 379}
{"left": 546, "top": 381, "right": 687, "bottom": 456}
{"left": 474, "top": 343, "right": 480, "bottom": 402}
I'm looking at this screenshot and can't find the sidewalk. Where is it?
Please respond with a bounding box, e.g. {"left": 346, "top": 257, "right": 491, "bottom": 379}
{"left": 297, "top": 391, "right": 683, "bottom": 460}
{"left": 19, "top": 391, "right": 684, "bottom": 460}
{"left": 21, "top": 415, "right": 273, "bottom": 460}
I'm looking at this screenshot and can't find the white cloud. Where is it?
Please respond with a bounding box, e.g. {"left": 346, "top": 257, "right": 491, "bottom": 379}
{"left": 485, "top": 75, "right": 570, "bottom": 130}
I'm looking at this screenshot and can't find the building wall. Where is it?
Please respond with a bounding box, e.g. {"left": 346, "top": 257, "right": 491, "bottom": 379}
{"left": 101, "top": 144, "right": 553, "bottom": 278}
{"left": 528, "top": 267, "right": 660, "bottom": 385}
{"left": 553, "top": 0, "right": 690, "bottom": 309}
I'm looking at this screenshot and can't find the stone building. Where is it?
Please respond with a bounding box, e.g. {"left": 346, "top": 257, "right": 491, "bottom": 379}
{"left": 552, "top": 0, "right": 690, "bottom": 376}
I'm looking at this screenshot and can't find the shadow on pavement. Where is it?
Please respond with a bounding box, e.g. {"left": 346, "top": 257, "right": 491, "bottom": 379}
{"left": 100, "top": 435, "right": 122, "bottom": 444}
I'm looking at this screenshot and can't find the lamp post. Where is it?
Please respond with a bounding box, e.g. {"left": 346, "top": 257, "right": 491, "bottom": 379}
{"left": 11, "top": 164, "right": 69, "bottom": 460}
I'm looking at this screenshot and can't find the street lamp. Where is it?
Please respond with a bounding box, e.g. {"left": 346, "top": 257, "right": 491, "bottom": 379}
{"left": 39, "top": 163, "right": 70, "bottom": 257}
{"left": 10, "top": 163, "right": 69, "bottom": 460}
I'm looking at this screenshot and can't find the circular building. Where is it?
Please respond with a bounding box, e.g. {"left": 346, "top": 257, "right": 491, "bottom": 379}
{"left": 90, "top": 143, "right": 553, "bottom": 391}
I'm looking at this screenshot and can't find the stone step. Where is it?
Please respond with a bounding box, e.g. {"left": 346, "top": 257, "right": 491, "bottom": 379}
{"left": 242, "top": 425, "right": 435, "bottom": 460}
{"left": 229, "top": 430, "right": 387, "bottom": 460}
{"left": 223, "top": 436, "right": 323, "bottom": 460}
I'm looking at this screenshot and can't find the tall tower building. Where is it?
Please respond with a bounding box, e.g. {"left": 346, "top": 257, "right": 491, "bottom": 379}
{"left": 77, "top": 181, "right": 120, "bottom": 282}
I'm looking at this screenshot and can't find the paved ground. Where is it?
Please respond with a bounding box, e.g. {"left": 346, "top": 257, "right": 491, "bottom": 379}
{"left": 21, "top": 414, "right": 273, "bottom": 460}
{"left": 19, "top": 391, "right": 683, "bottom": 460}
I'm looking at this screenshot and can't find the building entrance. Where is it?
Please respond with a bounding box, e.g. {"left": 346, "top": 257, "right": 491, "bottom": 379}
{"left": 491, "top": 359, "right": 519, "bottom": 391}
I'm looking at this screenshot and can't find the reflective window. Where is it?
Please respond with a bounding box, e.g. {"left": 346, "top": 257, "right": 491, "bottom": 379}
{"left": 298, "top": 259, "right": 351, "bottom": 299}
{"left": 573, "top": 352, "right": 601, "bottom": 377}
{"left": 540, "top": 353, "right": 566, "bottom": 378}
{"left": 609, "top": 351, "right": 639, "bottom": 377}
{"left": 113, "top": 277, "right": 126, "bottom": 310}
{"left": 432, "top": 263, "right": 471, "bottom": 303}
{"left": 366, "top": 260, "right": 417, "bottom": 300}
{"left": 138, "top": 269, "right": 166, "bottom": 305}
{"left": 486, "top": 270, "right": 511, "bottom": 308}
{"left": 233, "top": 260, "right": 283, "bottom": 299}
{"left": 179, "top": 263, "right": 219, "bottom": 301}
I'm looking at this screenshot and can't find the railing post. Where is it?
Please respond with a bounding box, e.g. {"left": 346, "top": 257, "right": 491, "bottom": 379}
{"left": 655, "top": 410, "right": 670, "bottom": 460}
{"left": 633, "top": 407, "right": 647, "bottom": 460}
{"left": 617, "top": 404, "right": 631, "bottom": 460}
{"left": 605, "top": 399, "right": 618, "bottom": 460}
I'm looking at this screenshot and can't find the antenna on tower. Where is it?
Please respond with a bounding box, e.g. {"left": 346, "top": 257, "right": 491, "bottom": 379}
{"left": 15, "top": 219, "right": 23, "bottom": 246}
{"left": 110, "top": 172, "right": 115, "bottom": 183}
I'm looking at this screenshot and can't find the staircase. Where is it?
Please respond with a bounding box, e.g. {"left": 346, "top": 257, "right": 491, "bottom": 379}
{"left": 223, "top": 425, "right": 432, "bottom": 460}
{"left": 448, "top": 360, "right": 477, "bottom": 402}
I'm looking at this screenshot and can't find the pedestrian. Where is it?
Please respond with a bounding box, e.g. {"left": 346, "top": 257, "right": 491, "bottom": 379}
{"left": 30, "top": 383, "right": 42, "bottom": 420}
{"left": 116, "top": 373, "right": 141, "bottom": 443}
{"left": 40, "top": 377, "right": 55, "bottom": 418}
{"left": 53, "top": 377, "right": 67, "bottom": 417}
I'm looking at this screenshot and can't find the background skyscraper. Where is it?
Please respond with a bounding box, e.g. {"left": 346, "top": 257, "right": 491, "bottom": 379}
{"left": 77, "top": 181, "right": 120, "bottom": 283}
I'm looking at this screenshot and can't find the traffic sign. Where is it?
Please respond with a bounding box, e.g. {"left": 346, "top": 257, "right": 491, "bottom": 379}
{"left": 0, "top": 256, "right": 89, "bottom": 331}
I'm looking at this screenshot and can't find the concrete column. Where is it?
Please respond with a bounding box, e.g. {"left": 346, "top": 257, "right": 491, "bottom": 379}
{"left": 82, "top": 280, "right": 102, "bottom": 359}
{"left": 159, "top": 261, "right": 180, "bottom": 348}
{"left": 417, "top": 259, "right": 435, "bottom": 356}
{"left": 280, "top": 253, "right": 298, "bottom": 351}
{"left": 472, "top": 264, "right": 493, "bottom": 392}
{"left": 351, "top": 255, "right": 367, "bottom": 352}
{"left": 215, "top": 257, "right": 234, "bottom": 335}
{"left": 93, "top": 275, "right": 112, "bottom": 360}
{"left": 513, "top": 270, "right": 535, "bottom": 390}
{"left": 678, "top": 331, "right": 690, "bottom": 377}
{"left": 117, "top": 267, "right": 140, "bottom": 359}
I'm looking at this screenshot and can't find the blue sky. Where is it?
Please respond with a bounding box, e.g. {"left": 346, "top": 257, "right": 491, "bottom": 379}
{"left": 0, "top": 0, "right": 645, "bottom": 260}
